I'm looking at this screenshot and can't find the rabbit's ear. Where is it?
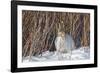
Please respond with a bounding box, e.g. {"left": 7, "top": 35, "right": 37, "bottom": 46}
{"left": 58, "top": 23, "right": 62, "bottom": 32}
{"left": 61, "top": 21, "right": 65, "bottom": 32}
{"left": 57, "top": 23, "right": 60, "bottom": 32}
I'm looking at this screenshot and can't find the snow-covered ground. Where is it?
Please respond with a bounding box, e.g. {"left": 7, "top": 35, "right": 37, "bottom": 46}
{"left": 23, "top": 47, "right": 90, "bottom": 62}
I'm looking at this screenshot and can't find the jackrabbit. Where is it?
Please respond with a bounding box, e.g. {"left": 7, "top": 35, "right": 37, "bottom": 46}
{"left": 55, "top": 31, "right": 75, "bottom": 54}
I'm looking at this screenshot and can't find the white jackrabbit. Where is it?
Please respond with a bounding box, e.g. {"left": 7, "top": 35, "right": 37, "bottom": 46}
{"left": 55, "top": 31, "right": 75, "bottom": 59}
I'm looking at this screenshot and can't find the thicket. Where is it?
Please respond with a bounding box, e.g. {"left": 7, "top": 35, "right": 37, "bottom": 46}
{"left": 22, "top": 10, "right": 90, "bottom": 57}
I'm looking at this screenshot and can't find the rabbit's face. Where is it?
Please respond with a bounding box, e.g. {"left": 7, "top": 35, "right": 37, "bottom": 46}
{"left": 58, "top": 32, "right": 65, "bottom": 37}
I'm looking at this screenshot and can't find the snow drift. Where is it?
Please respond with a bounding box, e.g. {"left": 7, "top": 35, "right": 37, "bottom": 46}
{"left": 23, "top": 47, "right": 90, "bottom": 62}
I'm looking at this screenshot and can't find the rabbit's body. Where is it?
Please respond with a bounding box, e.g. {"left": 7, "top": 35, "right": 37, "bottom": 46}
{"left": 55, "top": 32, "right": 75, "bottom": 54}
{"left": 55, "top": 36, "right": 66, "bottom": 53}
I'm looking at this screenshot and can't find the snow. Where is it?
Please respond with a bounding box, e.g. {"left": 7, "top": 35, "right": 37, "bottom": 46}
{"left": 23, "top": 47, "right": 90, "bottom": 62}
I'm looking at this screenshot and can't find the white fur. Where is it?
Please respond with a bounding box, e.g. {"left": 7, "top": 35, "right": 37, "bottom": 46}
{"left": 55, "top": 34, "right": 75, "bottom": 53}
